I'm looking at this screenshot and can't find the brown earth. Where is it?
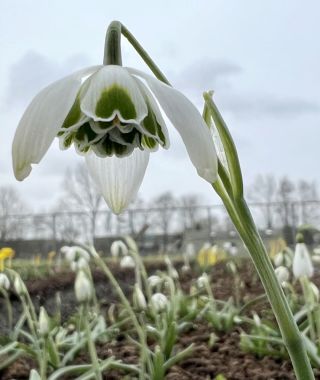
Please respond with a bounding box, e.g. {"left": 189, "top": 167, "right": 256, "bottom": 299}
{"left": 1, "top": 260, "right": 320, "bottom": 379}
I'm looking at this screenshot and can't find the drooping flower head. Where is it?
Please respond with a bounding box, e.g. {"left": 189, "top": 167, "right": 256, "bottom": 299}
{"left": 12, "top": 23, "right": 217, "bottom": 214}
{"left": 292, "top": 243, "right": 314, "bottom": 279}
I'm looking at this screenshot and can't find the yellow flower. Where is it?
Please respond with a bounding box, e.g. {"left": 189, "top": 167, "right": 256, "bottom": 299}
{"left": 197, "top": 244, "right": 226, "bottom": 267}
{"left": 0, "top": 247, "right": 15, "bottom": 271}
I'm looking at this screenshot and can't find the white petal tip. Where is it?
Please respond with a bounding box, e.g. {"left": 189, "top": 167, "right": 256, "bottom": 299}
{"left": 197, "top": 168, "right": 218, "bottom": 183}
{"left": 14, "top": 164, "right": 32, "bottom": 181}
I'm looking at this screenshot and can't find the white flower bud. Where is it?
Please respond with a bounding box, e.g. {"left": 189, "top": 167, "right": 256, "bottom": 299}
{"left": 38, "top": 306, "right": 50, "bottom": 337}
{"left": 29, "top": 369, "right": 41, "bottom": 380}
{"left": 274, "top": 252, "right": 284, "bottom": 267}
{"left": 150, "top": 293, "right": 168, "bottom": 312}
{"left": 75, "top": 271, "right": 93, "bottom": 303}
{"left": 293, "top": 243, "right": 314, "bottom": 279}
{"left": 120, "top": 255, "right": 135, "bottom": 269}
{"left": 133, "top": 284, "right": 147, "bottom": 310}
{"left": 0, "top": 273, "right": 10, "bottom": 290}
{"left": 197, "top": 273, "right": 209, "bottom": 289}
{"left": 147, "top": 275, "right": 162, "bottom": 288}
{"left": 110, "top": 240, "right": 128, "bottom": 257}
{"left": 14, "top": 276, "right": 27, "bottom": 296}
{"left": 275, "top": 266, "right": 290, "bottom": 284}
{"left": 185, "top": 243, "right": 196, "bottom": 259}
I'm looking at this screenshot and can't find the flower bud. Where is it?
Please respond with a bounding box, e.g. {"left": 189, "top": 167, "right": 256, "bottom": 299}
{"left": 14, "top": 276, "right": 27, "bottom": 296}
{"left": 147, "top": 275, "right": 162, "bottom": 288}
{"left": 275, "top": 266, "right": 290, "bottom": 284}
{"left": 293, "top": 243, "right": 314, "bottom": 279}
{"left": 133, "top": 284, "right": 147, "bottom": 311}
{"left": 150, "top": 293, "right": 168, "bottom": 312}
{"left": 0, "top": 273, "right": 10, "bottom": 290}
{"left": 273, "top": 252, "right": 284, "bottom": 267}
{"left": 197, "top": 273, "right": 209, "bottom": 289}
{"left": 110, "top": 240, "right": 128, "bottom": 257}
{"left": 120, "top": 255, "right": 135, "bottom": 269}
{"left": 38, "top": 306, "right": 50, "bottom": 337}
{"left": 29, "top": 369, "right": 41, "bottom": 380}
{"left": 75, "top": 271, "right": 93, "bottom": 303}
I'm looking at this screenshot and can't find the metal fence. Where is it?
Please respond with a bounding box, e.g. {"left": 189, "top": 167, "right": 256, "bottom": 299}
{"left": 1, "top": 200, "right": 320, "bottom": 257}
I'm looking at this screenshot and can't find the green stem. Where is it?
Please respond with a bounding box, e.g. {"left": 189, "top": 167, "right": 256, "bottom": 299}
{"left": 215, "top": 185, "right": 314, "bottom": 379}
{"left": 104, "top": 21, "right": 122, "bottom": 65}
{"left": 40, "top": 338, "right": 48, "bottom": 380}
{"left": 83, "top": 304, "right": 102, "bottom": 380}
{"left": 91, "top": 249, "right": 149, "bottom": 380}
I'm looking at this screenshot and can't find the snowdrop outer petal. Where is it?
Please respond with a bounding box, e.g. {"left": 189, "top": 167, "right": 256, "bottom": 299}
{"left": 12, "top": 66, "right": 101, "bottom": 180}
{"left": 85, "top": 149, "right": 149, "bottom": 214}
{"left": 128, "top": 68, "right": 218, "bottom": 183}
{"left": 80, "top": 65, "right": 148, "bottom": 123}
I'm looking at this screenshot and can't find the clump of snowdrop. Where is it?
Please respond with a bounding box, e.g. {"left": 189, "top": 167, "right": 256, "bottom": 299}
{"left": 62, "top": 246, "right": 90, "bottom": 271}
{"left": 164, "top": 255, "right": 179, "bottom": 279}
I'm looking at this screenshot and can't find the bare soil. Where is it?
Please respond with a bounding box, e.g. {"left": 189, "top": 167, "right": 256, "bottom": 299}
{"left": 1, "top": 260, "right": 320, "bottom": 379}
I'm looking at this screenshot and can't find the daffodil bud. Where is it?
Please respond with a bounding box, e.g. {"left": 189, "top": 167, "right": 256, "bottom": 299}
{"left": 75, "top": 271, "right": 93, "bottom": 303}
{"left": 150, "top": 293, "right": 168, "bottom": 312}
{"left": 133, "top": 284, "right": 147, "bottom": 311}
{"left": 293, "top": 243, "right": 314, "bottom": 279}
{"left": 38, "top": 306, "right": 50, "bottom": 337}
{"left": 275, "top": 266, "right": 290, "bottom": 285}
{"left": 110, "top": 240, "right": 128, "bottom": 257}
{"left": 120, "top": 255, "right": 135, "bottom": 269}
{"left": 0, "top": 273, "right": 10, "bottom": 290}
{"left": 14, "top": 276, "right": 27, "bottom": 296}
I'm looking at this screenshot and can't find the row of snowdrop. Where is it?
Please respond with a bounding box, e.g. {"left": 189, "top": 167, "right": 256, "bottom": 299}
{"left": 1, "top": 235, "right": 320, "bottom": 378}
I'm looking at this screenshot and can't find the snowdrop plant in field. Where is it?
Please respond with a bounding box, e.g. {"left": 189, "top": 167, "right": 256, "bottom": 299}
{"left": 11, "top": 19, "right": 314, "bottom": 379}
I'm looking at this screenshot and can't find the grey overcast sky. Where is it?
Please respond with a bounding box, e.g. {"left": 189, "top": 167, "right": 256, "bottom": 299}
{"left": 1, "top": 0, "right": 319, "bottom": 211}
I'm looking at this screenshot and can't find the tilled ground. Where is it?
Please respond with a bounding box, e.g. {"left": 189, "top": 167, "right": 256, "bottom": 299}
{"left": 1, "top": 260, "right": 320, "bottom": 379}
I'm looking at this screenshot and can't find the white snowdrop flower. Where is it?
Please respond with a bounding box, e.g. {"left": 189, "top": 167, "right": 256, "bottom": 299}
{"left": 170, "top": 267, "right": 179, "bottom": 280}
{"left": 293, "top": 243, "right": 314, "bottom": 279}
{"left": 229, "top": 246, "right": 238, "bottom": 256}
{"left": 110, "top": 240, "right": 128, "bottom": 257}
{"left": 120, "top": 255, "right": 135, "bottom": 269}
{"left": 147, "top": 275, "right": 162, "bottom": 288}
{"left": 150, "top": 293, "right": 168, "bottom": 312}
{"left": 133, "top": 284, "right": 147, "bottom": 311}
{"left": 275, "top": 266, "right": 290, "bottom": 284}
{"left": 77, "top": 257, "right": 89, "bottom": 270}
{"left": 181, "top": 264, "right": 190, "bottom": 273}
{"left": 12, "top": 57, "right": 217, "bottom": 215}
{"left": 38, "top": 306, "right": 50, "bottom": 337}
{"left": 14, "top": 276, "right": 27, "bottom": 296}
{"left": 314, "top": 247, "right": 320, "bottom": 255}
{"left": 197, "top": 273, "right": 209, "bottom": 289}
{"left": 29, "top": 369, "right": 41, "bottom": 380}
{"left": 223, "top": 242, "right": 232, "bottom": 251}
{"left": 274, "top": 252, "right": 284, "bottom": 267}
{"left": 0, "top": 273, "right": 10, "bottom": 290}
{"left": 75, "top": 270, "right": 93, "bottom": 303}
{"left": 185, "top": 243, "right": 196, "bottom": 259}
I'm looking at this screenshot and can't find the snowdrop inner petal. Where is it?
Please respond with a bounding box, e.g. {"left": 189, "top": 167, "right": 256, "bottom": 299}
{"left": 85, "top": 149, "right": 149, "bottom": 214}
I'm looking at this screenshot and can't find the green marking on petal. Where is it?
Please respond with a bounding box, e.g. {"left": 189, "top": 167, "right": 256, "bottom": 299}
{"left": 62, "top": 97, "right": 81, "bottom": 128}
{"left": 75, "top": 123, "right": 98, "bottom": 143}
{"left": 62, "top": 133, "right": 74, "bottom": 149}
{"left": 141, "top": 105, "right": 157, "bottom": 136}
{"left": 156, "top": 123, "right": 167, "bottom": 146}
{"left": 95, "top": 85, "right": 137, "bottom": 120}
{"left": 142, "top": 135, "right": 158, "bottom": 150}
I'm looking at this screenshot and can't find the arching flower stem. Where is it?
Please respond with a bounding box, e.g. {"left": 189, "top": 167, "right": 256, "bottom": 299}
{"left": 203, "top": 95, "right": 314, "bottom": 380}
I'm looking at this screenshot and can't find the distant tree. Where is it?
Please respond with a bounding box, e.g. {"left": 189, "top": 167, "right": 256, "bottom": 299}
{"left": 297, "top": 180, "right": 319, "bottom": 225}
{"left": 54, "top": 164, "right": 103, "bottom": 242}
{"left": 276, "top": 177, "right": 295, "bottom": 227}
{"left": 248, "top": 174, "right": 277, "bottom": 229}
{"left": 0, "top": 186, "right": 29, "bottom": 240}
{"left": 180, "top": 194, "right": 203, "bottom": 229}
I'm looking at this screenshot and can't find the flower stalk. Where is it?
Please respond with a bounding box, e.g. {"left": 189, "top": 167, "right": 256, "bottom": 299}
{"left": 204, "top": 93, "right": 314, "bottom": 380}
